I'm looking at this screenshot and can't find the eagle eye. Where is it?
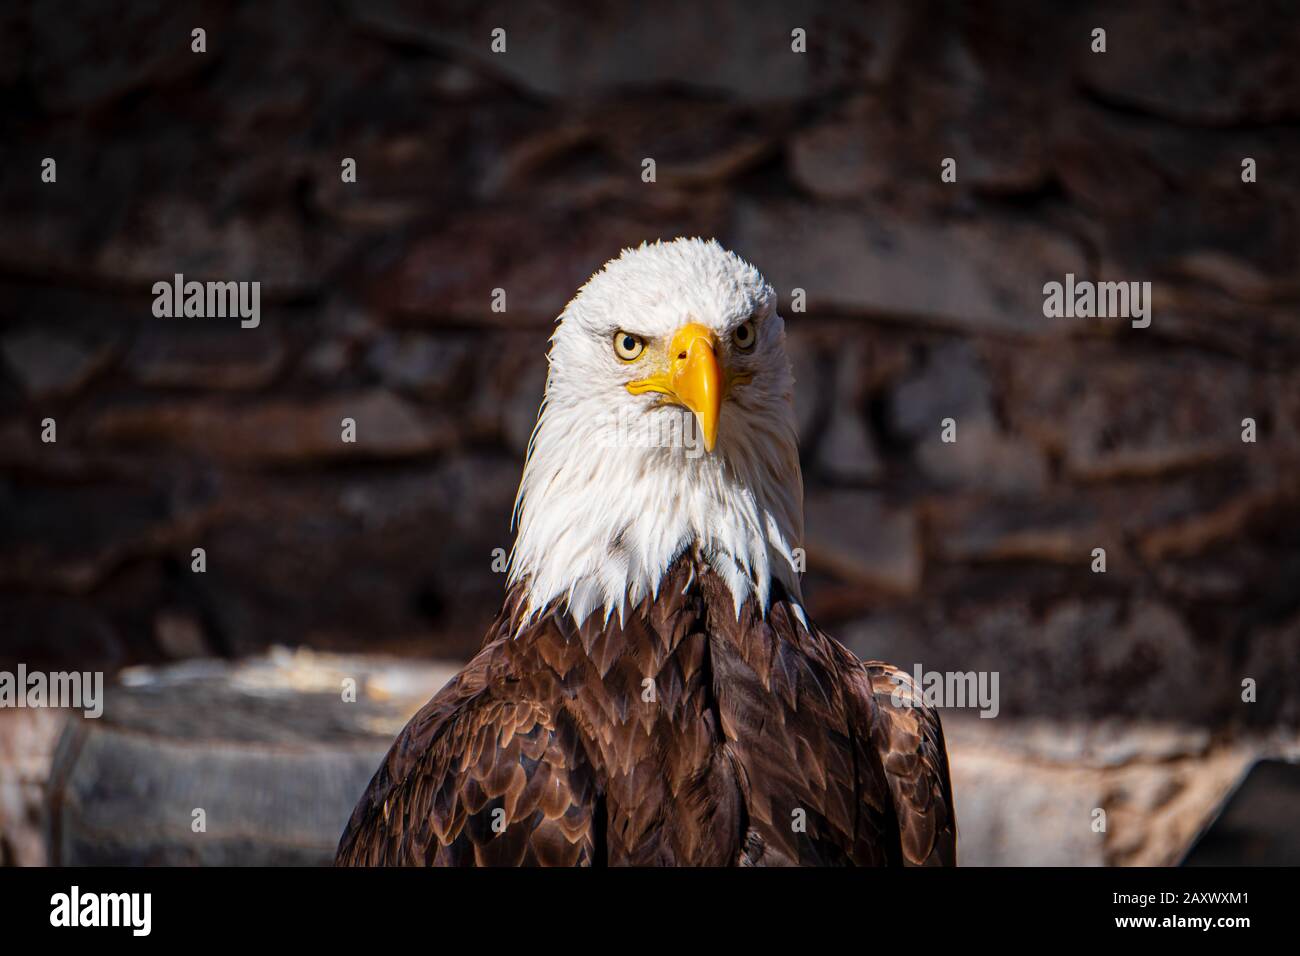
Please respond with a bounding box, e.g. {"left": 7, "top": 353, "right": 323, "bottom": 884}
{"left": 733, "top": 320, "right": 756, "bottom": 351}
{"left": 613, "top": 331, "right": 646, "bottom": 361}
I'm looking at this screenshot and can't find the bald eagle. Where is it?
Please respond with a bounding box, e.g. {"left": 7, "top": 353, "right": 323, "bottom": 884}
{"left": 336, "top": 239, "right": 956, "bottom": 866}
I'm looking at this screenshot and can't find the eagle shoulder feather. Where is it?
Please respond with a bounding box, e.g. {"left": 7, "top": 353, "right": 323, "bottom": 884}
{"left": 849, "top": 656, "right": 957, "bottom": 866}
{"left": 334, "top": 635, "right": 600, "bottom": 867}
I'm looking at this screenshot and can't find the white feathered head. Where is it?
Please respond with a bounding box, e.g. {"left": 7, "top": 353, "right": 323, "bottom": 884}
{"left": 509, "top": 238, "right": 804, "bottom": 626}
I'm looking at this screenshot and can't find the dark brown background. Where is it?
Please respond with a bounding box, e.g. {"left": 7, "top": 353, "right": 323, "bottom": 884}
{"left": 1, "top": 0, "right": 1297, "bottom": 734}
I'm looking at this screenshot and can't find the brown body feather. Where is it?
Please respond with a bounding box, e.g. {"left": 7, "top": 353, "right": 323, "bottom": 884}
{"left": 336, "top": 555, "right": 955, "bottom": 866}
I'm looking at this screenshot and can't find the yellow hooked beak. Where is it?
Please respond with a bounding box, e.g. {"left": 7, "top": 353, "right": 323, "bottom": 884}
{"left": 626, "top": 323, "right": 730, "bottom": 452}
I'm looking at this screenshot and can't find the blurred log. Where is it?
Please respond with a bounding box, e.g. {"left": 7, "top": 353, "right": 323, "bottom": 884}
{"left": 943, "top": 716, "right": 1300, "bottom": 866}
{"left": 37, "top": 659, "right": 1300, "bottom": 866}
{"left": 45, "top": 649, "right": 457, "bottom": 866}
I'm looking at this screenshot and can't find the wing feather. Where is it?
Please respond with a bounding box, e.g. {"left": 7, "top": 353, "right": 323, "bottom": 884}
{"left": 335, "top": 640, "right": 599, "bottom": 867}
{"left": 846, "top": 658, "right": 957, "bottom": 866}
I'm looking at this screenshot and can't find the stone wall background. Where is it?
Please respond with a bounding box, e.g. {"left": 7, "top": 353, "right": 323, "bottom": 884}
{"left": 1, "top": 0, "right": 1298, "bottom": 864}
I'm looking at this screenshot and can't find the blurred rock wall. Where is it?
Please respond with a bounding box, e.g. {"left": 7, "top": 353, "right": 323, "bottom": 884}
{"left": 1, "top": 0, "right": 1298, "bottom": 736}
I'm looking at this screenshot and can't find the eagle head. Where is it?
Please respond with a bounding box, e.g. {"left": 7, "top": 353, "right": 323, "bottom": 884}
{"left": 509, "top": 238, "right": 805, "bottom": 627}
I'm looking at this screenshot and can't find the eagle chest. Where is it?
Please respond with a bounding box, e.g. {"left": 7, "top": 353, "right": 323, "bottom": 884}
{"left": 566, "top": 617, "right": 860, "bottom": 867}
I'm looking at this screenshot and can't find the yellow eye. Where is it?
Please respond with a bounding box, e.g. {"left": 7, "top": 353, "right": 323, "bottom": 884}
{"left": 613, "top": 331, "right": 646, "bottom": 361}
{"left": 733, "top": 319, "right": 756, "bottom": 351}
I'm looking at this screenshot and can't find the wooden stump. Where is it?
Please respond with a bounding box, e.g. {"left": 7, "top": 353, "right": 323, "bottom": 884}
{"left": 46, "top": 648, "right": 458, "bottom": 866}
